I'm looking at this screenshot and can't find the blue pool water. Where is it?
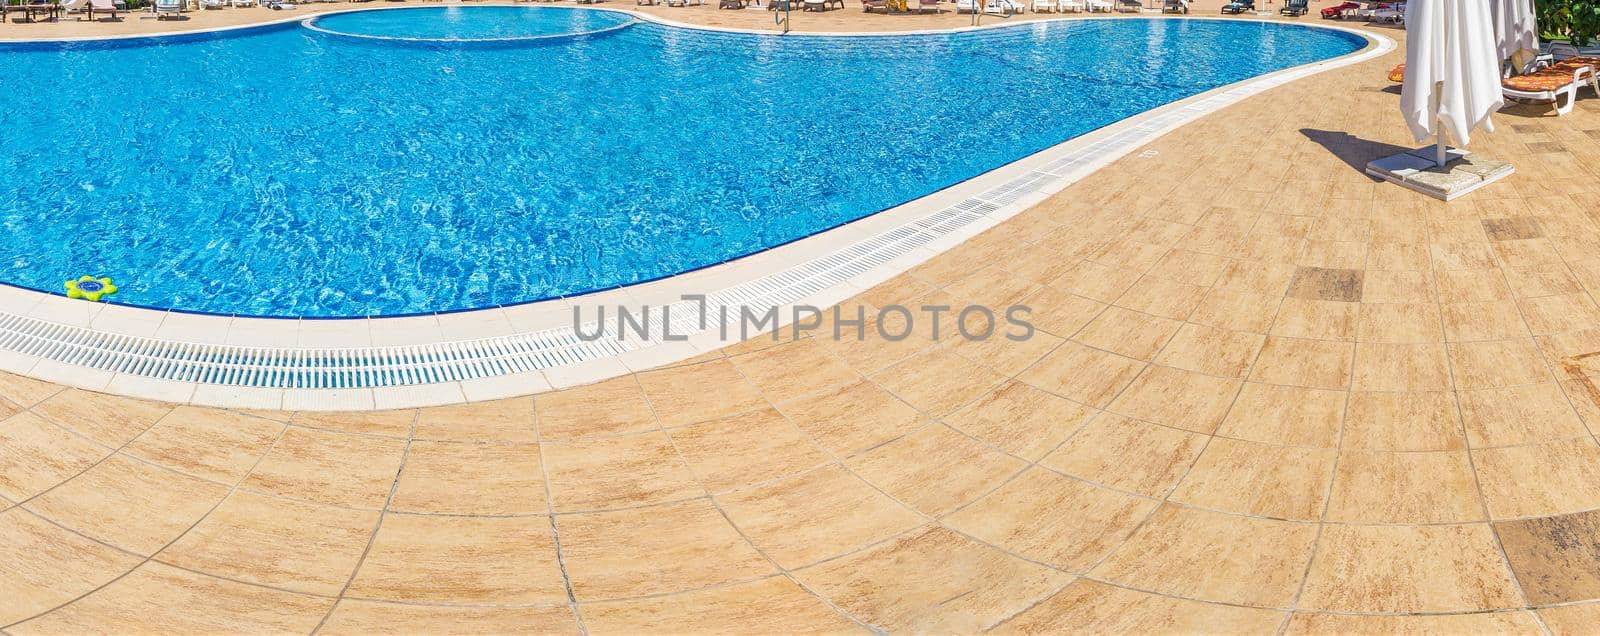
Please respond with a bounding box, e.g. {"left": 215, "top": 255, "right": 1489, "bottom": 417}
{"left": 0, "top": 9, "right": 1363, "bottom": 317}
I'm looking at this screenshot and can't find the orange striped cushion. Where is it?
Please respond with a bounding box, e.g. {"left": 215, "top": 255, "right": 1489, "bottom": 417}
{"left": 1504, "top": 68, "right": 1578, "bottom": 92}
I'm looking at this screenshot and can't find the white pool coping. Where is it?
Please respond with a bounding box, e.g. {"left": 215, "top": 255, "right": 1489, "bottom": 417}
{"left": 0, "top": 9, "right": 1395, "bottom": 410}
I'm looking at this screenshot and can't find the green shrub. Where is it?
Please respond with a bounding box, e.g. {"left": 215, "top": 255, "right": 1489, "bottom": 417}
{"left": 1537, "top": 0, "right": 1600, "bottom": 45}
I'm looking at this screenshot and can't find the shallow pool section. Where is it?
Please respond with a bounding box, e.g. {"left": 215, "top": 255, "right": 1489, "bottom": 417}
{"left": 0, "top": 10, "right": 1364, "bottom": 317}
{"left": 307, "top": 5, "right": 635, "bottom": 42}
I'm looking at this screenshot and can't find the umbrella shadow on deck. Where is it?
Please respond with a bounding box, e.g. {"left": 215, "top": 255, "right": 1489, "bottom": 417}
{"left": 1300, "top": 128, "right": 1412, "bottom": 179}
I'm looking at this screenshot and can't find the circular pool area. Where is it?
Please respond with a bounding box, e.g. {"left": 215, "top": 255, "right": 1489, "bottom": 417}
{"left": 0, "top": 9, "right": 1365, "bottom": 318}
{"left": 305, "top": 5, "right": 636, "bottom": 42}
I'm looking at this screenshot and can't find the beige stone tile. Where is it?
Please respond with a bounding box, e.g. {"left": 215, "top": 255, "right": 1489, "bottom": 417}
{"left": 10, "top": 562, "right": 332, "bottom": 635}
{"left": 1325, "top": 450, "right": 1482, "bottom": 523}
{"left": 1072, "top": 306, "right": 1181, "bottom": 361}
{"left": 1366, "top": 241, "right": 1431, "bottom": 271}
{"left": 321, "top": 600, "right": 577, "bottom": 636}
{"left": 581, "top": 576, "right": 856, "bottom": 634}
{"left": 1473, "top": 438, "right": 1600, "bottom": 519}
{"left": 795, "top": 526, "right": 1069, "bottom": 633}
{"left": 717, "top": 465, "right": 921, "bottom": 570}
{"left": 868, "top": 347, "right": 1006, "bottom": 417}
{"left": 157, "top": 490, "right": 377, "bottom": 596}
{"left": 1430, "top": 242, "right": 1497, "bottom": 270}
{"left": 1146, "top": 249, "right": 1229, "bottom": 287}
{"left": 389, "top": 440, "right": 544, "bottom": 515}
{"left": 1108, "top": 365, "right": 1241, "bottom": 434}
{"left": 824, "top": 302, "right": 943, "bottom": 375}
{"left": 0, "top": 508, "right": 143, "bottom": 625}
{"left": 1216, "top": 382, "right": 1345, "bottom": 448}
{"left": 945, "top": 468, "right": 1156, "bottom": 572}
{"left": 1048, "top": 259, "right": 1143, "bottom": 304}
{"left": 32, "top": 389, "right": 173, "bottom": 448}
{"left": 669, "top": 408, "right": 830, "bottom": 492}
{"left": 1154, "top": 323, "right": 1266, "bottom": 379}
{"left": 1170, "top": 437, "right": 1335, "bottom": 521}
{"left": 1042, "top": 415, "right": 1206, "bottom": 498}
{"left": 1342, "top": 391, "right": 1465, "bottom": 451}
{"left": 1356, "top": 302, "right": 1443, "bottom": 344}
{"left": 1496, "top": 509, "right": 1600, "bottom": 605}
{"left": 1092, "top": 504, "right": 1316, "bottom": 606}
{"left": 0, "top": 371, "right": 65, "bottom": 407}
{"left": 535, "top": 377, "right": 657, "bottom": 439}
{"left": 1448, "top": 339, "right": 1554, "bottom": 389}
{"left": 1017, "top": 285, "right": 1106, "bottom": 337}
{"left": 944, "top": 380, "right": 1096, "bottom": 461}
{"left": 1187, "top": 288, "right": 1281, "bottom": 334}
{"left": 0, "top": 412, "right": 110, "bottom": 501}
{"left": 1113, "top": 276, "right": 1208, "bottom": 320}
{"left": 1436, "top": 269, "right": 1511, "bottom": 303}
{"left": 559, "top": 499, "right": 772, "bottom": 601}
{"left": 777, "top": 380, "right": 925, "bottom": 459}
{"left": 1215, "top": 260, "right": 1297, "bottom": 296}
{"left": 1362, "top": 270, "right": 1436, "bottom": 303}
{"left": 241, "top": 426, "right": 405, "bottom": 510}
{"left": 1004, "top": 580, "right": 1285, "bottom": 633}
{"left": 1287, "top": 266, "right": 1364, "bottom": 302}
{"left": 848, "top": 424, "right": 1024, "bottom": 516}
{"left": 1351, "top": 342, "right": 1451, "bottom": 392}
{"left": 729, "top": 338, "right": 859, "bottom": 405}
{"left": 1459, "top": 383, "right": 1589, "bottom": 447}
{"left": 291, "top": 410, "right": 414, "bottom": 437}
{"left": 637, "top": 359, "right": 768, "bottom": 428}
{"left": 25, "top": 454, "right": 229, "bottom": 556}
{"left": 1521, "top": 292, "right": 1600, "bottom": 336}
{"left": 1299, "top": 523, "right": 1521, "bottom": 613}
{"left": 1249, "top": 336, "right": 1353, "bottom": 389}
{"left": 124, "top": 406, "right": 284, "bottom": 483}
{"left": 542, "top": 431, "right": 701, "bottom": 512}
{"left": 1540, "top": 601, "right": 1600, "bottom": 636}
{"left": 413, "top": 396, "right": 534, "bottom": 443}
{"left": 1442, "top": 300, "right": 1533, "bottom": 341}
{"left": 1284, "top": 611, "right": 1544, "bottom": 635}
{"left": 945, "top": 324, "right": 1063, "bottom": 376}
{"left": 346, "top": 513, "right": 565, "bottom": 605}
{"left": 1019, "top": 341, "right": 1145, "bottom": 408}
{"left": 1298, "top": 241, "right": 1367, "bottom": 271}
{"left": 1271, "top": 297, "right": 1359, "bottom": 341}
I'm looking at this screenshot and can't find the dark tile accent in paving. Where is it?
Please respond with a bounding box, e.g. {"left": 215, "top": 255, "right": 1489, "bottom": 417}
{"left": 1527, "top": 142, "right": 1568, "bottom": 153}
{"left": 1286, "top": 267, "right": 1363, "bottom": 303}
{"left": 1496, "top": 509, "right": 1600, "bottom": 605}
{"left": 1482, "top": 217, "right": 1545, "bottom": 241}
{"left": 1587, "top": 129, "right": 1600, "bottom": 140}
{"left": 1511, "top": 124, "right": 1543, "bottom": 133}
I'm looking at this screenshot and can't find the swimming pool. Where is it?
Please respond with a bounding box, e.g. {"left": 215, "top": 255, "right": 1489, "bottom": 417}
{"left": 0, "top": 9, "right": 1364, "bottom": 318}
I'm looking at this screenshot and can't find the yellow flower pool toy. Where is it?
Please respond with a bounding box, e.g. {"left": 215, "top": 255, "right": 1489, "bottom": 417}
{"left": 65, "top": 276, "right": 118, "bottom": 302}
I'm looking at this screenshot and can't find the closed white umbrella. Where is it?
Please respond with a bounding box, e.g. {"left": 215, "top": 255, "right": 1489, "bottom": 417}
{"left": 1400, "top": 0, "right": 1505, "bottom": 168}
{"left": 1492, "top": 0, "right": 1540, "bottom": 66}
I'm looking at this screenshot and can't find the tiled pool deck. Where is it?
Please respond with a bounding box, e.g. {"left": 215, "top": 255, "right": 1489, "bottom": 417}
{"left": 5, "top": 2, "right": 1600, "bottom": 633}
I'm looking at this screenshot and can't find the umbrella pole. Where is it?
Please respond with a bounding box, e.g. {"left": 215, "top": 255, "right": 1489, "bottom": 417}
{"left": 1436, "top": 126, "right": 1447, "bottom": 168}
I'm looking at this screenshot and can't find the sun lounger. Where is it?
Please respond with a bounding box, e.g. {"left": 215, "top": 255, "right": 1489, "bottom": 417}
{"left": 1116, "top": 0, "right": 1139, "bottom": 11}
{"left": 199, "top": 0, "right": 224, "bottom": 9}
{"left": 717, "top": 0, "right": 745, "bottom": 7}
{"left": 4, "top": 0, "right": 60, "bottom": 21}
{"left": 1030, "top": 0, "right": 1056, "bottom": 11}
{"left": 1503, "top": 63, "right": 1596, "bottom": 116}
{"left": 86, "top": 0, "right": 118, "bottom": 18}
{"left": 1060, "top": 0, "right": 1084, "bottom": 11}
{"left": 152, "top": 0, "right": 181, "bottom": 17}
{"left": 1279, "top": 0, "right": 1307, "bottom": 15}
{"left": 1086, "top": 0, "right": 1110, "bottom": 11}
{"left": 862, "top": 0, "right": 887, "bottom": 11}
{"left": 1162, "top": 0, "right": 1187, "bottom": 14}
{"left": 229, "top": 0, "right": 254, "bottom": 5}
{"left": 916, "top": 0, "right": 936, "bottom": 11}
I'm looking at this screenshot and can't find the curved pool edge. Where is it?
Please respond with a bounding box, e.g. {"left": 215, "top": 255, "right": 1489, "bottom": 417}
{"left": 0, "top": 17, "right": 1395, "bottom": 410}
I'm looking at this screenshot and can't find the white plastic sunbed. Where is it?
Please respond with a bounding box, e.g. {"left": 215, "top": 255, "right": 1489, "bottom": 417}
{"left": 230, "top": 0, "right": 256, "bottom": 6}
{"left": 152, "top": 0, "right": 182, "bottom": 17}
{"left": 1060, "top": 0, "right": 1084, "bottom": 10}
{"left": 1086, "top": 0, "right": 1110, "bottom": 10}
{"left": 1503, "top": 63, "right": 1596, "bottom": 116}
{"left": 1030, "top": 0, "right": 1057, "bottom": 11}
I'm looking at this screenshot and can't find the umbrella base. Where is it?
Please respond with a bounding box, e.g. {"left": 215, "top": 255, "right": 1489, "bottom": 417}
{"left": 1365, "top": 147, "right": 1514, "bottom": 202}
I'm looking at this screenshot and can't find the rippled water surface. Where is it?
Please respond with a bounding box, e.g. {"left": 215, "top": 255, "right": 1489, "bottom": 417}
{"left": 0, "top": 10, "right": 1364, "bottom": 316}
